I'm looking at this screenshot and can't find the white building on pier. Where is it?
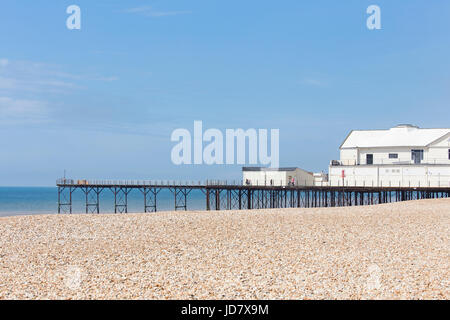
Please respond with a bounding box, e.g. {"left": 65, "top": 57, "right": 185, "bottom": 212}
{"left": 329, "top": 124, "right": 450, "bottom": 187}
{"left": 242, "top": 167, "right": 315, "bottom": 186}
{"left": 242, "top": 124, "right": 450, "bottom": 188}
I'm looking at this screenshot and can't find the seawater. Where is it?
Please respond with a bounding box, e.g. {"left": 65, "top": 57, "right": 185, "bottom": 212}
{"left": 0, "top": 187, "right": 207, "bottom": 217}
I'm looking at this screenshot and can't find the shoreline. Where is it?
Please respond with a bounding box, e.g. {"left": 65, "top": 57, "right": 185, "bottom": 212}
{"left": 0, "top": 197, "right": 441, "bottom": 219}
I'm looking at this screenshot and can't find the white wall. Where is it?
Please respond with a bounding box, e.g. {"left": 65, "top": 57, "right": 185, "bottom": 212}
{"left": 242, "top": 169, "right": 315, "bottom": 186}
{"left": 313, "top": 173, "right": 329, "bottom": 186}
{"left": 243, "top": 171, "right": 287, "bottom": 186}
{"left": 427, "top": 147, "right": 450, "bottom": 164}
{"left": 293, "top": 169, "right": 315, "bottom": 186}
{"left": 329, "top": 165, "right": 450, "bottom": 187}
{"left": 342, "top": 146, "right": 450, "bottom": 165}
{"left": 340, "top": 149, "right": 358, "bottom": 165}
{"left": 265, "top": 171, "right": 288, "bottom": 186}
{"left": 358, "top": 147, "right": 412, "bottom": 165}
{"left": 425, "top": 133, "right": 450, "bottom": 164}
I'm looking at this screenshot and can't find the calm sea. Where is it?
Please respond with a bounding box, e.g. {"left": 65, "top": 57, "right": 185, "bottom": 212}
{"left": 0, "top": 187, "right": 207, "bottom": 217}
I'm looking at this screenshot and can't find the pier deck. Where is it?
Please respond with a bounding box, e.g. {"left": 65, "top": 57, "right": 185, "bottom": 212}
{"left": 56, "top": 179, "right": 450, "bottom": 214}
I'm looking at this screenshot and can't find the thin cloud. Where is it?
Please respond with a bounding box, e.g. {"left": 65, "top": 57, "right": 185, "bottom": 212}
{"left": 124, "top": 6, "right": 191, "bottom": 17}
{"left": 0, "top": 77, "right": 18, "bottom": 90}
{"left": 0, "top": 59, "right": 119, "bottom": 125}
{"left": 92, "top": 76, "right": 119, "bottom": 82}
{"left": 0, "top": 59, "right": 118, "bottom": 94}
{"left": 0, "top": 76, "right": 77, "bottom": 93}
{"left": 92, "top": 50, "right": 126, "bottom": 56}
{"left": 0, "top": 96, "right": 49, "bottom": 124}
{"left": 300, "top": 78, "right": 326, "bottom": 87}
{"left": 124, "top": 6, "right": 153, "bottom": 13}
{"left": 0, "top": 58, "right": 9, "bottom": 67}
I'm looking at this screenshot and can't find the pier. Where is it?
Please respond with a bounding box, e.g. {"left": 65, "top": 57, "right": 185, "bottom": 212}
{"left": 56, "top": 179, "right": 450, "bottom": 214}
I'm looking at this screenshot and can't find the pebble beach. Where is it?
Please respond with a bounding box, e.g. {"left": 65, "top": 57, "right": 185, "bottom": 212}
{"left": 0, "top": 198, "right": 448, "bottom": 300}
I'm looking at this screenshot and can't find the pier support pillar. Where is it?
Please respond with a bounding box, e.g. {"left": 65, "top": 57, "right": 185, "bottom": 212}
{"left": 83, "top": 186, "right": 103, "bottom": 214}
{"left": 206, "top": 189, "right": 210, "bottom": 211}
{"left": 111, "top": 187, "right": 131, "bottom": 213}
{"left": 58, "top": 186, "right": 74, "bottom": 214}
{"left": 140, "top": 187, "right": 161, "bottom": 212}
{"left": 171, "top": 187, "right": 191, "bottom": 211}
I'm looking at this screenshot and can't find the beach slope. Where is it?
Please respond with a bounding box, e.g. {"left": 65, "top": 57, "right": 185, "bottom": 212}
{"left": 0, "top": 199, "right": 449, "bottom": 299}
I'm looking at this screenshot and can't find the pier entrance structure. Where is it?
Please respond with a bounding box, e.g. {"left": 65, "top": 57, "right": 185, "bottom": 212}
{"left": 57, "top": 179, "right": 450, "bottom": 214}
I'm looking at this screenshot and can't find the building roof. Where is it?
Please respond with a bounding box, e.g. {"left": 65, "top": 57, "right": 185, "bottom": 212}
{"left": 340, "top": 125, "right": 450, "bottom": 149}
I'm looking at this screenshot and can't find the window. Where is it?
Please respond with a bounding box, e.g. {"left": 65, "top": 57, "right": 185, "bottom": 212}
{"left": 411, "top": 149, "right": 424, "bottom": 164}
{"left": 366, "top": 154, "right": 373, "bottom": 165}
{"left": 389, "top": 153, "right": 398, "bottom": 159}
{"left": 448, "top": 149, "right": 450, "bottom": 160}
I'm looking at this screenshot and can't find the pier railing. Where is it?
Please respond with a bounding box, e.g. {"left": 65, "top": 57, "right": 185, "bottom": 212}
{"left": 331, "top": 159, "right": 450, "bottom": 166}
{"left": 57, "top": 179, "right": 251, "bottom": 187}
{"left": 57, "top": 178, "right": 450, "bottom": 188}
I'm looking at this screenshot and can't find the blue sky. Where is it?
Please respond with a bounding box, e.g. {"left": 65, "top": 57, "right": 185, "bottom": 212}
{"left": 1, "top": 0, "right": 449, "bottom": 186}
